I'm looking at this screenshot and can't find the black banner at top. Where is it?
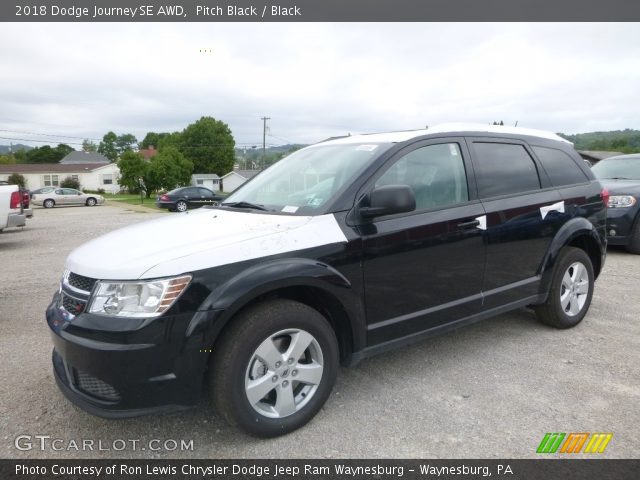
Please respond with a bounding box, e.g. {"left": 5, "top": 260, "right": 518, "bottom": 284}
{"left": 2, "top": 0, "right": 640, "bottom": 22}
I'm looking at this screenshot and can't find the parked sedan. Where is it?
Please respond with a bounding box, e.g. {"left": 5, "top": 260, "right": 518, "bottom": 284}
{"left": 156, "top": 186, "right": 223, "bottom": 212}
{"left": 31, "top": 188, "right": 105, "bottom": 208}
{"left": 591, "top": 153, "right": 640, "bottom": 254}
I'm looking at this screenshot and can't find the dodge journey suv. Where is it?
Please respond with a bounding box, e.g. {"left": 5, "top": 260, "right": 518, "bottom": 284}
{"left": 47, "top": 124, "right": 607, "bottom": 437}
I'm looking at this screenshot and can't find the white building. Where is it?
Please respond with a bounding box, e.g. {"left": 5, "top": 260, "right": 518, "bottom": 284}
{"left": 0, "top": 162, "right": 121, "bottom": 193}
{"left": 220, "top": 170, "right": 260, "bottom": 193}
{"left": 191, "top": 173, "right": 220, "bottom": 191}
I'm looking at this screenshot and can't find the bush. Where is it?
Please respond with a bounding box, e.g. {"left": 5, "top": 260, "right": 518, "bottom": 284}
{"left": 7, "top": 173, "right": 26, "bottom": 188}
{"left": 83, "top": 188, "right": 106, "bottom": 194}
{"left": 61, "top": 176, "right": 81, "bottom": 189}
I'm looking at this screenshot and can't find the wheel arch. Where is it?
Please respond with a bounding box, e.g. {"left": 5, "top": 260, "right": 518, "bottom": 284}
{"left": 189, "top": 258, "right": 366, "bottom": 366}
{"left": 539, "top": 217, "right": 605, "bottom": 296}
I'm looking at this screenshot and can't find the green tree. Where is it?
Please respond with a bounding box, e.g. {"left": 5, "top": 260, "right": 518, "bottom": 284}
{"left": 180, "top": 117, "right": 235, "bottom": 175}
{"left": 0, "top": 154, "right": 16, "bottom": 164}
{"left": 13, "top": 150, "right": 26, "bottom": 163}
{"left": 116, "top": 133, "right": 137, "bottom": 154}
{"left": 98, "top": 132, "right": 119, "bottom": 162}
{"left": 60, "top": 176, "right": 81, "bottom": 189}
{"left": 82, "top": 139, "right": 98, "bottom": 152}
{"left": 117, "top": 150, "right": 148, "bottom": 193}
{"left": 7, "top": 173, "right": 26, "bottom": 188}
{"left": 159, "top": 132, "right": 182, "bottom": 151}
{"left": 25, "top": 144, "right": 72, "bottom": 163}
{"left": 145, "top": 146, "right": 193, "bottom": 196}
{"left": 140, "top": 132, "right": 170, "bottom": 149}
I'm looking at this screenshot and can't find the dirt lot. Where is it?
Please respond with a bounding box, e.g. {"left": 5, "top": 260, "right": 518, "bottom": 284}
{"left": 1, "top": 204, "right": 638, "bottom": 459}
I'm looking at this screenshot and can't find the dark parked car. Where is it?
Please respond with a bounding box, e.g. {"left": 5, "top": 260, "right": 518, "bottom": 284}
{"left": 591, "top": 153, "right": 640, "bottom": 253}
{"left": 47, "top": 124, "right": 606, "bottom": 437}
{"left": 156, "top": 186, "right": 223, "bottom": 212}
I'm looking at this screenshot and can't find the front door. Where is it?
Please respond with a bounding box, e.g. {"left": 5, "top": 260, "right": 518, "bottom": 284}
{"left": 360, "top": 139, "right": 486, "bottom": 346}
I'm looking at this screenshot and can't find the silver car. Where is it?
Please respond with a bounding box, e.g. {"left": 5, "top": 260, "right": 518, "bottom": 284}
{"left": 32, "top": 188, "right": 105, "bottom": 208}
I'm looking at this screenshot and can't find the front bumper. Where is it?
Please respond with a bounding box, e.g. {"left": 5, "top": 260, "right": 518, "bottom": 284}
{"left": 605, "top": 207, "right": 638, "bottom": 246}
{"left": 47, "top": 292, "right": 216, "bottom": 418}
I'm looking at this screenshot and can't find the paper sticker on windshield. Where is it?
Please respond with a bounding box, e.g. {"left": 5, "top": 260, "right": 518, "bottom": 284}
{"left": 282, "top": 205, "right": 299, "bottom": 213}
{"left": 356, "top": 145, "right": 378, "bottom": 151}
{"left": 449, "top": 144, "right": 459, "bottom": 156}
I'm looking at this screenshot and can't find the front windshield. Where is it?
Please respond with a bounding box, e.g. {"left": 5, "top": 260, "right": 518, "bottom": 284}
{"left": 592, "top": 158, "right": 640, "bottom": 180}
{"left": 223, "top": 142, "right": 392, "bottom": 214}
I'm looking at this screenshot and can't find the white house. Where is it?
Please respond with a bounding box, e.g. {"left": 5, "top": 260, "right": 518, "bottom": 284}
{"left": 220, "top": 170, "right": 260, "bottom": 193}
{"left": 0, "top": 162, "right": 121, "bottom": 193}
{"left": 191, "top": 173, "right": 220, "bottom": 191}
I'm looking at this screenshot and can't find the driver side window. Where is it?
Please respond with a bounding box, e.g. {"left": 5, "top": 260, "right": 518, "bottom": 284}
{"left": 375, "top": 143, "right": 469, "bottom": 211}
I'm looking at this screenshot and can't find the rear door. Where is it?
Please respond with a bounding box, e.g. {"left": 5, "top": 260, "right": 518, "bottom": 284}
{"left": 360, "top": 139, "right": 487, "bottom": 346}
{"left": 467, "top": 138, "right": 562, "bottom": 308}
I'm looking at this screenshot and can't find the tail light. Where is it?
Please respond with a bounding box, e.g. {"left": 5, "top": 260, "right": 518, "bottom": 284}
{"left": 21, "top": 191, "right": 30, "bottom": 208}
{"left": 600, "top": 188, "right": 610, "bottom": 207}
{"left": 10, "top": 191, "right": 22, "bottom": 209}
{"left": 160, "top": 194, "right": 170, "bottom": 201}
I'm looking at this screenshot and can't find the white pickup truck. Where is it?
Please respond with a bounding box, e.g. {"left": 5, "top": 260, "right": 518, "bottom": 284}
{"left": 0, "top": 184, "right": 27, "bottom": 232}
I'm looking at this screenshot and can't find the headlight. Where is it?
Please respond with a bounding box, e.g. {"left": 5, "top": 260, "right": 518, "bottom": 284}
{"left": 87, "top": 275, "right": 192, "bottom": 317}
{"left": 608, "top": 195, "right": 636, "bottom": 208}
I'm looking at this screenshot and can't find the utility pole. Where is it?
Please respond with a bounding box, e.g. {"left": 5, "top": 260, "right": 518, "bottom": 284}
{"left": 261, "top": 116, "right": 270, "bottom": 169}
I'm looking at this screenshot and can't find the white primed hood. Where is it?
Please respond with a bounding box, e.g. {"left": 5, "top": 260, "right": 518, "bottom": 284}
{"left": 65, "top": 209, "right": 348, "bottom": 280}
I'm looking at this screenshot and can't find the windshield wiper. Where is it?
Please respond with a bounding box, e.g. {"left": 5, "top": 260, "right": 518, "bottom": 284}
{"left": 221, "top": 201, "right": 269, "bottom": 211}
{"left": 606, "top": 177, "right": 633, "bottom": 180}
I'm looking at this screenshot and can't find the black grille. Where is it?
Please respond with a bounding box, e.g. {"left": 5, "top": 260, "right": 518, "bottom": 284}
{"left": 68, "top": 272, "right": 97, "bottom": 293}
{"left": 73, "top": 369, "right": 121, "bottom": 402}
{"left": 61, "top": 293, "right": 86, "bottom": 315}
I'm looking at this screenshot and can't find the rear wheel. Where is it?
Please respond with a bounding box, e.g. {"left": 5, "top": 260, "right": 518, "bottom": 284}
{"left": 43, "top": 199, "right": 55, "bottom": 208}
{"left": 86, "top": 198, "right": 97, "bottom": 206}
{"left": 535, "top": 247, "right": 594, "bottom": 329}
{"left": 175, "top": 200, "right": 188, "bottom": 212}
{"left": 209, "top": 299, "right": 339, "bottom": 437}
{"left": 626, "top": 217, "right": 640, "bottom": 254}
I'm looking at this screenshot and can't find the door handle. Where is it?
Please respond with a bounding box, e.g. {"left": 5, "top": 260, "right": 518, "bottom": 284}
{"left": 457, "top": 219, "right": 480, "bottom": 229}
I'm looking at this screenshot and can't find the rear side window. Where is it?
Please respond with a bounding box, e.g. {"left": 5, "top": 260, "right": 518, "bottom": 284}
{"left": 472, "top": 142, "right": 540, "bottom": 198}
{"left": 532, "top": 146, "right": 589, "bottom": 186}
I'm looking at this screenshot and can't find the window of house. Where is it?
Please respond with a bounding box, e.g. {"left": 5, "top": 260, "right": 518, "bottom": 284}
{"left": 102, "top": 174, "right": 113, "bottom": 185}
{"left": 375, "top": 143, "right": 469, "bottom": 211}
{"left": 196, "top": 179, "right": 204, "bottom": 185}
{"left": 43, "top": 175, "right": 59, "bottom": 187}
{"left": 71, "top": 175, "right": 79, "bottom": 181}
{"left": 532, "top": 146, "right": 589, "bottom": 187}
{"left": 472, "top": 143, "right": 541, "bottom": 198}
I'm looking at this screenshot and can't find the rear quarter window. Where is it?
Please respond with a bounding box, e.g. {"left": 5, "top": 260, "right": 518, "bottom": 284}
{"left": 532, "top": 146, "right": 589, "bottom": 187}
{"left": 472, "top": 142, "right": 541, "bottom": 198}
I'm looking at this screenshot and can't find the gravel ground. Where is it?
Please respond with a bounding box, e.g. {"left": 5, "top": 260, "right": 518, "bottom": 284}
{"left": 1, "top": 204, "right": 638, "bottom": 459}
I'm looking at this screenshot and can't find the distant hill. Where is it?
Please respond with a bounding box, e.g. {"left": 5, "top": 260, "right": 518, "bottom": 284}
{"left": 558, "top": 129, "right": 640, "bottom": 153}
{"left": 0, "top": 144, "right": 33, "bottom": 154}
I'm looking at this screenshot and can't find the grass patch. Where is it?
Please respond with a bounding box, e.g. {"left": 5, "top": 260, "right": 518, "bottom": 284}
{"left": 106, "top": 193, "right": 162, "bottom": 209}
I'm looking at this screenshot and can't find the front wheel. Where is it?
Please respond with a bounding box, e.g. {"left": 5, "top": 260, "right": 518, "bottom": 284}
{"left": 626, "top": 218, "right": 640, "bottom": 254}
{"left": 209, "top": 299, "right": 339, "bottom": 437}
{"left": 535, "top": 247, "right": 594, "bottom": 329}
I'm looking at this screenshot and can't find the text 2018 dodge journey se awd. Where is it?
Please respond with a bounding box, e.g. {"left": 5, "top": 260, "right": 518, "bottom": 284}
{"left": 47, "top": 124, "right": 607, "bottom": 437}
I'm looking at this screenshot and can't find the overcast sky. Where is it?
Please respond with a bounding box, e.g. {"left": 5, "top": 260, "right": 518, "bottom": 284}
{"left": 1, "top": 23, "right": 639, "bottom": 149}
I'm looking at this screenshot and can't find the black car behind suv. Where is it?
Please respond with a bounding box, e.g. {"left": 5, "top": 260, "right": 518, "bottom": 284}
{"left": 48, "top": 124, "right": 606, "bottom": 437}
{"left": 156, "top": 186, "right": 223, "bottom": 212}
{"left": 592, "top": 153, "right": 640, "bottom": 253}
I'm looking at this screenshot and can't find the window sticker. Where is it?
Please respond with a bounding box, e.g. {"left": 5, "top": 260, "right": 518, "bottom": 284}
{"left": 356, "top": 144, "right": 378, "bottom": 152}
{"left": 449, "top": 144, "right": 459, "bottom": 156}
{"left": 308, "top": 197, "right": 323, "bottom": 207}
{"left": 282, "top": 205, "right": 299, "bottom": 213}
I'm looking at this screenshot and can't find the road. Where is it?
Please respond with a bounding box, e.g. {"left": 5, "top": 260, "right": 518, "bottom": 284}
{"left": 1, "top": 204, "right": 638, "bottom": 458}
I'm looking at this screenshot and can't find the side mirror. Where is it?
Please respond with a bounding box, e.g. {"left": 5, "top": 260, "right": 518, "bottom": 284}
{"left": 359, "top": 184, "right": 416, "bottom": 218}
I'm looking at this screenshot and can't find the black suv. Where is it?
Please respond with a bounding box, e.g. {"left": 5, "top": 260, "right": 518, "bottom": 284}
{"left": 47, "top": 124, "right": 606, "bottom": 437}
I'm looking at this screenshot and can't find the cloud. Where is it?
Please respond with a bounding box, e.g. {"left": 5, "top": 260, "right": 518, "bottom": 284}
{"left": 0, "top": 22, "right": 639, "bottom": 147}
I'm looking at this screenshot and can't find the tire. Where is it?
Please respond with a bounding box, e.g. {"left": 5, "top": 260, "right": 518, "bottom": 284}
{"left": 43, "top": 199, "right": 55, "bottom": 208}
{"left": 175, "top": 200, "right": 188, "bottom": 212}
{"left": 626, "top": 217, "right": 640, "bottom": 254}
{"left": 86, "top": 197, "right": 97, "bottom": 206}
{"left": 535, "top": 247, "right": 594, "bottom": 329}
{"left": 209, "top": 299, "right": 339, "bottom": 437}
